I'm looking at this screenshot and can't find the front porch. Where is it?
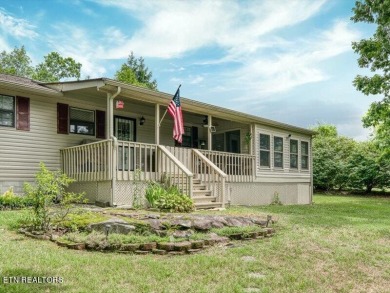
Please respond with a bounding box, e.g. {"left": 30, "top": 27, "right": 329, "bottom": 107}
{"left": 60, "top": 139, "right": 255, "bottom": 208}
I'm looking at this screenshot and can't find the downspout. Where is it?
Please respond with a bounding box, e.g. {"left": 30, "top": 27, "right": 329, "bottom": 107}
{"left": 109, "top": 87, "right": 121, "bottom": 206}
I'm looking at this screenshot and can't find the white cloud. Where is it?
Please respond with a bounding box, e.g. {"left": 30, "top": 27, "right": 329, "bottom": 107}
{"left": 46, "top": 23, "right": 107, "bottom": 77}
{"left": 92, "top": 0, "right": 326, "bottom": 59}
{"left": 229, "top": 20, "right": 361, "bottom": 98}
{"left": 190, "top": 75, "right": 204, "bottom": 84}
{"left": 0, "top": 9, "right": 38, "bottom": 39}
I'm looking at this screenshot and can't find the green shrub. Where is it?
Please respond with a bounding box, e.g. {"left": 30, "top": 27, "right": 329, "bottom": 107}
{"left": 57, "top": 211, "right": 108, "bottom": 232}
{"left": 0, "top": 187, "right": 31, "bottom": 210}
{"left": 155, "top": 192, "right": 194, "bottom": 213}
{"left": 145, "top": 181, "right": 194, "bottom": 213}
{"left": 145, "top": 181, "right": 165, "bottom": 208}
{"left": 23, "top": 162, "right": 86, "bottom": 232}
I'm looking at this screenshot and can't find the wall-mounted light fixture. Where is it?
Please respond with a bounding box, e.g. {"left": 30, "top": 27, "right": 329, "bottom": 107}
{"left": 287, "top": 134, "right": 291, "bottom": 138}
{"left": 140, "top": 116, "right": 145, "bottom": 126}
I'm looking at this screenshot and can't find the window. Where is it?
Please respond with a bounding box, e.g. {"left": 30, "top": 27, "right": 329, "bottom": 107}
{"left": 259, "top": 134, "right": 270, "bottom": 167}
{"left": 290, "top": 139, "right": 298, "bottom": 169}
{"left": 69, "top": 107, "right": 95, "bottom": 135}
{"left": 301, "top": 141, "right": 309, "bottom": 170}
{"left": 274, "top": 136, "right": 283, "bottom": 168}
{"left": 0, "top": 95, "right": 15, "bottom": 127}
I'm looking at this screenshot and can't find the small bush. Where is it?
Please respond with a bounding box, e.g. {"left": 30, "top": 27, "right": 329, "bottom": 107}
{"left": 270, "top": 192, "right": 283, "bottom": 205}
{"left": 145, "top": 181, "right": 194, "bottom": 213}
{"left": 23, "top": 162, "right": 86, "bottom": 232}
{"left": 0, "top": 187, "right": 31, "bottom": 210}
{"left": 57, "top": 211, "right": 108, "bottom": 232}
{"left": 155, "top": 192, "right": 194, "bottom": 213}
{"left": 145, "top": 181, "right": 165, "bottom": 208}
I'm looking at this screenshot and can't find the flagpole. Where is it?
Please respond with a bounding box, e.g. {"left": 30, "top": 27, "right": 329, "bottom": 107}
{"left": 159, "top": 84, "right": 181, "bottom": 127}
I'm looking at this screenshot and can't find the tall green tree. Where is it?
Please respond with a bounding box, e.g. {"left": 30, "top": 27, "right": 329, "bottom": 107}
{"left": 312, "top": 124, "right": 356, "bottom": 191}
{"left": 351, "top": 0, "right": 390, "bottom": 149}
{"left": 33, "top": 52, "right": 81, "bottom": 82}
{"left": 348, "top": 141, "right": 390, "bottom": 193}
{"left": 0, "top": 46, "right": 81, "bottom": 82}
{"left": 0, "top": 46, "right": 34, "bottom": 77}
{"left": 115, "top": 52, "right": 157, "bottom": 90}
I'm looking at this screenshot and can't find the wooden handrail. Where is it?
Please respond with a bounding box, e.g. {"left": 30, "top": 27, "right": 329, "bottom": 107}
{"left": 192, "top": 149, "right": 227, "bottom": 178}
{"left": 192, "top": 149, "right": 226, "bottom": 208}
{"left": 158, "top": 146, "right": 193, "bottom": 177}
{"left": 158, "top": 145, "right": 193, "bottom": 197}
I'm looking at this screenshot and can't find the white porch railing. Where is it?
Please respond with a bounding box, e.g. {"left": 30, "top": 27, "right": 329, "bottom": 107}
{"left": 157, "top": 145, "right": 193, "bottom": 197}
{"left": 116, "top": 141, "right": 158, "bottom": 181}
{"left": 166, "top": 147, "right": 255, "bottom": 182}
{"left": 200, "top": 149, "right": 255, "bottom": 182}
{"left": 192, "top": 149, "right": 227, "bottom": 207}
{"left": 60, "top": 139, "right": 113, "bottom": 181}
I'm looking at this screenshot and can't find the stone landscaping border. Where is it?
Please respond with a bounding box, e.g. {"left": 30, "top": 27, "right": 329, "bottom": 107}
{"left": 18, "top": 227, "right": 276, "bottom": 255}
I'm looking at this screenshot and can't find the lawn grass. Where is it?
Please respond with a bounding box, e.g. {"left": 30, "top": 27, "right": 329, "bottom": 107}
{"left": 0, "top": 194, "right": 389, "bottom": 293}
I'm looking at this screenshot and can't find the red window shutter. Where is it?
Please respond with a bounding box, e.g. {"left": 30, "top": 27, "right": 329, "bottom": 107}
{"left": 16, "top": 96, "right": 30, "bottom": 131}
{"left": 96, "top": 110, "right": 106, "bottom": 139}
{"left": 57, "top": 103, "right": 69, "bottom": 134}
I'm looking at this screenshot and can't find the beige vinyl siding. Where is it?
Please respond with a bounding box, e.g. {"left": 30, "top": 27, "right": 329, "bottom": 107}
{"left": 254, "top": 124, "right": 311, "bottom": 181}
{"left": 0, "top": 90, "right": 107, "bottom": 192}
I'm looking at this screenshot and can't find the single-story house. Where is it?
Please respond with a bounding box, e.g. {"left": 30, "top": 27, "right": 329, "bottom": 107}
{"left": 0, "top": 73, "right": 315, "bottom": 208}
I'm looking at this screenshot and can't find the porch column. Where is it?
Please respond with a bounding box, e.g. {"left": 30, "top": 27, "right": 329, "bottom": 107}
{"left": 250, "top": 123, "right": 255, "bottom": 155}
{"left": 155, "top": 104, "right": 160, "bottom": 145}
{"left": 106, "top": 93, "right": 111, "bottom": 139}
{"left": 207, "top": 115, "right": 212, "bottom": 150}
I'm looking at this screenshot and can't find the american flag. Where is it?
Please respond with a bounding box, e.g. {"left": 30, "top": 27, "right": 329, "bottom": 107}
{"left": 167, "top": 86, "right": 184, "bottom": 143}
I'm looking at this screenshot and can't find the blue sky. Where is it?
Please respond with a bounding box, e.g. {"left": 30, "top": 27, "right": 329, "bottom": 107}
{"left": 0, "top": 0, "right": 378, "bottom": 140}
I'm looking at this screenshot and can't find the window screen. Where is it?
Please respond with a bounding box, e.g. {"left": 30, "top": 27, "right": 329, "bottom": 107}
{"left": 69, "top": 107, "right": 95, "bottom": 135}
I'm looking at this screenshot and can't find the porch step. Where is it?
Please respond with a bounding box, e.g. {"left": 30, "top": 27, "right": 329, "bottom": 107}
{"left": 192, "top": 195, "right": 218, "bottom": 203}
{"left": 195, "top": 202, "right": 223, "bottom": 209}
{"left": 192, "top": 178, "right": 201, "bottom": 184}
{"left": 192, "top": 190, "right": 212, "bottom": 197}
{"left": 192, "top": 184, "right": 207, "bottom": 190}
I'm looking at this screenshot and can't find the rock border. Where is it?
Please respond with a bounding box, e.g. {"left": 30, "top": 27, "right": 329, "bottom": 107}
{"left": 18, "top": 227, "right": 275, "bottom": 255}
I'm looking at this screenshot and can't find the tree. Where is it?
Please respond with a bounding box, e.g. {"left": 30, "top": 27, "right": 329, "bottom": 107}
{"left": 0, "top": 46, "right": 34, "bottom": 77}
{"left": 0, "top": 46, "right": 81, "bottom": 82}
{"left": 312, "top": 124, "right": 356, "bottom": 191}
{"left": 33, "top": 52, "right": 81, "bottom": 82}
{"left": 348, "top": 141, "right": 390, "bottom": 193}
{"left": 351, "top": 0, "right": 390, "bottom": 148}
{"left": 115, "top": 52, "right": 157, "bottom": 90}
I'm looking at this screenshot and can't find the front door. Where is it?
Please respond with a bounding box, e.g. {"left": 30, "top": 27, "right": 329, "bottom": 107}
{"left": 114, "top": 116, "right": 136, "bottom": 141}
{"left": 115, "top": 116, "right": 136, "bottom": 171}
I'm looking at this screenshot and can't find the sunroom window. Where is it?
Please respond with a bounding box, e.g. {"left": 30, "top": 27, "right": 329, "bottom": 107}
{"left": 69, "top": 107, "right": 95, "bottom": 135}
{"left": 0, "top": 94, "right": 15, "bottom": 127}
{"left": 259, "top": 134, "right": 270, "bottom": 167}
{"left": 290, "top": 139, "right": 298, "bottom": 169}
{"left": 301, "top": 141, "right": 309, "bottom": 170}
{"left": 274, "top": 136, "right": 283, "bottom": 168}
